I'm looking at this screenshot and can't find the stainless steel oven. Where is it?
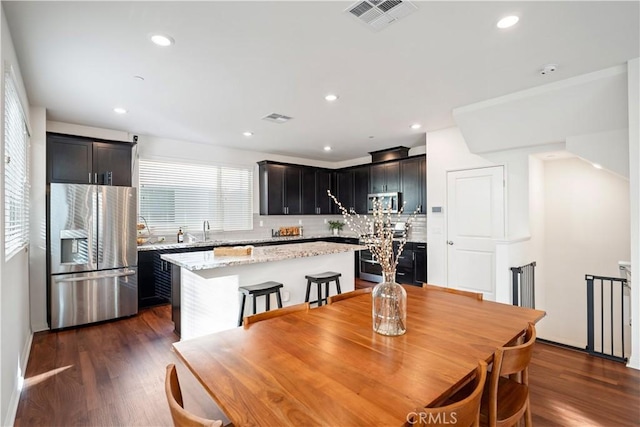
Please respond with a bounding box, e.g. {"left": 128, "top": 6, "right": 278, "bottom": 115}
{"left": 359, "top": 228, "right": 407, "bottom": 283}
{"left": 359, "top": 248, "right": 383, "bottom": 283}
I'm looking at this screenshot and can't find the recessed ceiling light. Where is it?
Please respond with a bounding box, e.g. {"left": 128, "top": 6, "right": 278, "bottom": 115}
{"left": 592, "top": 163, "right": 603, "bottom": 170}
{"left": 113, "top": 107, "right": 127, "bottom": 114}
{"left": 243, "top": 131, "right": 253, "bottom": 137}
{"left": 497, "top": 15, "right": 519, "bottom": 29}
{"left": 410, "top": 123, "right": 422, "bottom": 130}
{"left": 324, "top": 146, "right": 332, "bottom": 151}
{"left": 325, "top": 94, "right": 339, "bottom": 102}
{"left": 150, "top": 34, "right": 175, "bottom": 47}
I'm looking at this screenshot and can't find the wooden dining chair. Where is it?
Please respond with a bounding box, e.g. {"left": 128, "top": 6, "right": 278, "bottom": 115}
{"left": 422, "top": 283, "right": 483, "bottom": 301}
{"left": 481, "top": 323, "right": 536, "bottom": 427}
{"left": 409, "top": 360, "right": 488, "bottom": 427}
{"left": 243, "top": 302, "right": 309, "bottom": 328}
{"left": 165, "top": 364, "right": 223, "bottom": 427}
{"left": 327, "top": 287, "right": 372, "bottom": 304}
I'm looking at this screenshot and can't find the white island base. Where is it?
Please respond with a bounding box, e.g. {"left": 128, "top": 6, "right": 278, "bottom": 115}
{"left": 163, "top": 242, "right": 360, "bottom": 340}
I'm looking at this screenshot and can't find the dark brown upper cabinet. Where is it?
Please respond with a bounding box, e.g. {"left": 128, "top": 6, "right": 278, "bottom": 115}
{"left": 258, "top": 154, "right": 423, "bottom": 217}
{"left": 258, "top": 161, "right": 302, "bottom": 215}
{"left": 352, "top": 165, "right": 370, "bottom": 214}
{"left": 302, "top": 168, "right": 332, "bottom": 214}
{"left": 370, "top": 160, "right": 400, "bottom": 193}
{"left": 47, "top": 133, "right": 133, "bottom": 186}
{"left": 331, "top": 165, "right": 370, "bottom": 215}
{"left": 400, "top": 156, "right": 426, "bottom": 214}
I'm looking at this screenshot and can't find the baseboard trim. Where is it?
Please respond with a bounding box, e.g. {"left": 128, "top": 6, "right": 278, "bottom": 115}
{"left": 31, "top": 322, "right": 49, "bottom": 333}
{"left": 3, "top": 331, "right": 33, "bottom": 427}
{"left": 536, "top": 338, "right": 587, "bottom": 353}
{"left": 627, "top": 355, "right": 640, "bottom": 371}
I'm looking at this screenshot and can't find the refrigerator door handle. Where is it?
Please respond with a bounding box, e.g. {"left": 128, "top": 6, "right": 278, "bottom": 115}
{"left": 54, "top": 269, "right": 136, "bottom": 283}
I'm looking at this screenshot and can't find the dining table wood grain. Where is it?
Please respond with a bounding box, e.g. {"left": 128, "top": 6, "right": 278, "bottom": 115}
{"left": 172, "top": 285, "right": 545, "bottom": 426}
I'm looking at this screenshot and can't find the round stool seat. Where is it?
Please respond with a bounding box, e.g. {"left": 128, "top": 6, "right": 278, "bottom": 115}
{"left": 238, "top": 281, "right": 284, "bottom": 327}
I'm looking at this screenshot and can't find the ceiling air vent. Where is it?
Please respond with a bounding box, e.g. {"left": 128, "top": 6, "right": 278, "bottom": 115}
{"left": 345, "top": 0, "right": 418, "bottom": 32}
{"left": 262, "top": 113, "right": 293, "bottom": 124}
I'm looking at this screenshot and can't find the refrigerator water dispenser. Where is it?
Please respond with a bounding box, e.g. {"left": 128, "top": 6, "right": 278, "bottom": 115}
{"left": 60, "top": 229, "right": 89, "bottom": 265}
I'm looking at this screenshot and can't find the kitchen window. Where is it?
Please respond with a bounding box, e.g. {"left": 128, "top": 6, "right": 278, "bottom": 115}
{"left": 4, "top": 68, "right": 30, "bottom": 261}
{"left": 139, "top": 159, "right": 253, "bottom": 235}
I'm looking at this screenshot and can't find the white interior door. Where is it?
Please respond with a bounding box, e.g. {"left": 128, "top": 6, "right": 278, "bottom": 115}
{"left": 447, "top": 166, "right": 505, "bottom": 299}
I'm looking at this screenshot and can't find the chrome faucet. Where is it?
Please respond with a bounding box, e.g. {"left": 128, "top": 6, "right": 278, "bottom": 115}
{"left": 203, "top": 220, "right": 210, "bottom": 241}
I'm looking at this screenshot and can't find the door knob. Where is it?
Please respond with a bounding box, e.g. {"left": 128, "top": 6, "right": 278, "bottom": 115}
{"left": 447, "top": 241, "right": 454, "bottom": 245}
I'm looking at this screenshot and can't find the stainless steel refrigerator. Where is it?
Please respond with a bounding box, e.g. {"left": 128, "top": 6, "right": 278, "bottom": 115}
{"left": 48, "top": 183, "right": 137, "bottom": 329}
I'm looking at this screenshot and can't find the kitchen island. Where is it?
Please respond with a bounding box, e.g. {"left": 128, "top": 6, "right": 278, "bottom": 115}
{"left": 162, "top": 241, "right": 364, "bottom": 339}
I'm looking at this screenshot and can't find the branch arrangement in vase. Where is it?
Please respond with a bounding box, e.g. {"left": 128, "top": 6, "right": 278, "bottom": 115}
{"left": 327, "top": 190, "right": 417, "bottom": 272}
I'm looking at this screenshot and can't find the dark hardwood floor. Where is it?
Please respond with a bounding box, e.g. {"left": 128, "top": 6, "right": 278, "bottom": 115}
{"left": 15, "top": 305, "right": 229, "bottom": 427}
{"left": 15, "top": 299, "right": 640, "bottom": 426}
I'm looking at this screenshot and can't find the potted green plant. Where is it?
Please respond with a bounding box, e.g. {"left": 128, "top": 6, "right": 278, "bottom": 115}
{"left": 328, "top": 220, "right": 345, "bottom": 235}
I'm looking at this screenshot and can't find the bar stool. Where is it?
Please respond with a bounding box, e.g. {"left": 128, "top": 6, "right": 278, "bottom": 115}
{"left": 238, "top": 281, "right": 284, "bottom": 327}
{"left": 304, "top": 272, "right": 342, "bottom": 307}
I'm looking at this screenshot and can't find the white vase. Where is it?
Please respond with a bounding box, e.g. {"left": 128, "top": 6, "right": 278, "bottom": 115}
{"left": 332, "top": 228, "right": 339, "bottom": 235}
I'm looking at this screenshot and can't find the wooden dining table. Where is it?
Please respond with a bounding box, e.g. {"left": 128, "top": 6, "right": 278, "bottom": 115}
{"left": 172, "top": 285, "right": 545, "bottom": 426}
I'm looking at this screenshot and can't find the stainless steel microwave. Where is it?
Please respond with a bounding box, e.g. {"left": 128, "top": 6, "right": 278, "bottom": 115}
{"left": 367, "top": 192, "right": 401, "bottom": 213}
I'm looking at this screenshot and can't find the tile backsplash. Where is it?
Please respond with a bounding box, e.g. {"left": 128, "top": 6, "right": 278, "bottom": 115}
{"left": 162, "top": 214, "right": 427, "bottom": 243}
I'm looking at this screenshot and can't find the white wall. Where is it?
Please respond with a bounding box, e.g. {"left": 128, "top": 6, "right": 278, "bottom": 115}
{"left": 29, "top": 108, "right": 47, "bottom": 333}
{"left": 539, "top": 157, "right": 630, "bottom": 347}
{"left": 528, "top": 155, "right": 547, "bottom": 319}
{"left": 627, "top": 57, "right": 639, "bottom": 370}
{"left": 425, "top": 126, "right": 563, "bottom": 288}
{"left": 425, "top": 127, "right": 494, "bottom": 285}
{"left": 1, "top": 7, "right": 32, "bottom": 426}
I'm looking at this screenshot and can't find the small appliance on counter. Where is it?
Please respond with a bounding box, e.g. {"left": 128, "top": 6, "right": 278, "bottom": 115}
{"left": 48, "top": 183, "right": 138, "bottom": 329}
{"left": 272, "top": 226, "right": 303, "bottom": 237}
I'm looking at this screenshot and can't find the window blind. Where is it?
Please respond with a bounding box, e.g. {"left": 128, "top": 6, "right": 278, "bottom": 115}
{"left": 139, "top": 159, "right": 253, "bottom": 236}
{"left": 4, "top": 70, "right": 30, "bottom": 260}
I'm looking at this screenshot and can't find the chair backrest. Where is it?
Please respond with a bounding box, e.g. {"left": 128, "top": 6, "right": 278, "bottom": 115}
{"left": 422, "top": 283, "right": 483, "bottom": 301}
{"left": 243, "top": 302, "right": 309, "bottom": 328}
{"left": 327, "top": 287, "right": 372, "bottom": 304}
{"left": 493, "top": 323, "right": 536, "bottom": 379}
{"left": 165, "top": 364, "right": 223, "bottom": 427}
{"left": 487, "top": 323, "right": 536, "bottom": 426}
{"left": 410, "top": 361, "right": 488, "bottom": 427}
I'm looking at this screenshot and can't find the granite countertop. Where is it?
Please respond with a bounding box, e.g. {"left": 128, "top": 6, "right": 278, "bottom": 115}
{"left": 138, "top": 234, "right": 425, "bottom": 251}
{"left": 160, "top": 241, "right": 366, "bottom": 271}
{"left": 137, "top": 234, "right": 344, "bottom": 251}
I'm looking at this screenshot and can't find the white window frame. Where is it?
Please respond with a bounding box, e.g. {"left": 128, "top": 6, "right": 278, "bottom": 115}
{"left": 4, "top": 66, "right": 30, "bottom": 261}
{"left": 138, "top": 159, "right": 253, "bottom": 237}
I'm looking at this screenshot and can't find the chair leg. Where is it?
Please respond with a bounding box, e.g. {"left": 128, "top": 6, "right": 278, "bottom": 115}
{"left": 335, "top": 277, "right": 342, "bottom": 294}
{"left": 304, "top": 279, "right": 311, "bottom": 303}
{"left": 323, "top": 282, "right": 330, "bottom": 304}
{"left": 265, "top": 292, "right": 271, "bottom": 311}
{"left": 238, "top": 294, "right": 246, "bottom": 327}
{"left": 317, "top": 282, "right": 322, "bottom": 307}
{"left": 276, "top": 290, "right": 283, "bottom": 308}
{"left": 524, "top": 398, "right": 532, "bottom": 427}
{"left": 252, "top": 294, "right": 257, "bottom": 315}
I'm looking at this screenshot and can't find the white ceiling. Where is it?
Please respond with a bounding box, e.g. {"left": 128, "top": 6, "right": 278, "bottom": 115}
{"left": 4, "top": 1, "right": 639, "bottom": 161}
